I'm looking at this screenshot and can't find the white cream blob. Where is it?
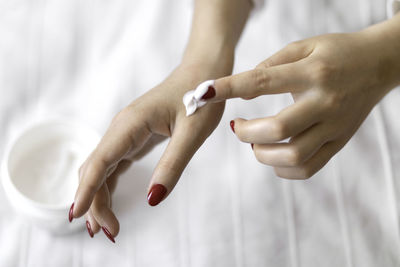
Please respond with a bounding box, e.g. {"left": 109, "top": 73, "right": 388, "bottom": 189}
{"left": 183, "top": 80, "right": 215, "bottom": 116}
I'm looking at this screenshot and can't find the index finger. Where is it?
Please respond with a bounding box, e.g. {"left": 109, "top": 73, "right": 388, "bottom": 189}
{"left": 212, "top": 61, "right": 309, "bottom": 102}
{"left": 71, "top": 111, "right": 151, "bottom": 218}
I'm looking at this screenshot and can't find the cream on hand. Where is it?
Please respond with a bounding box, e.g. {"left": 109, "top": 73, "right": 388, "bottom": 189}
{"left": 183, "top": 80, "right": 215, "bottom": 116}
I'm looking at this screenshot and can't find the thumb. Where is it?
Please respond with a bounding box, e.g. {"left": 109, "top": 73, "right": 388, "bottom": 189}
{"left": 146, "top": 123, "right": 206, "bottom": 206}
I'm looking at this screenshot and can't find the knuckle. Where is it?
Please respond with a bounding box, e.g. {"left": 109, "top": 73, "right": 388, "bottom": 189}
{"left": 92, "top": 151, "right": 112, "bottom": 170}
{"left": 111, "top": 107, "right": 132, "bottom": 125}
{"left": 222, "top": 77, "right": 234, "bottom": 99}
{"left": 286, "top": 148, "right": 304, "bottom": 166}
{"left": 81, "top": 162, "right": 105, "bottom": 187}
{"left": 253, "top": 69, "right": 271, "bottom": 93}
{"left": 322, "top": 94, "right": 342, "bottom": 111}
{"left": 253, "top": 149, "right": 266, "bottom": 165}
{"left": 256, "top": 61, "right": 271, "bottom": 69}
{"left": 83, "top": 181, "right": 99, "bottom": 196}
{"left": 270, "top": 119, "right": 288, "bottom": 141}
{"left": 310, "top": 60, "right": 335, "bottom": 85}
{"left": 284, "top": 41, "right": 305, "bottom": 53}
{"left": 91, "top": 201, "right": 107, "bottom": 216}
{"left": 285, "top": 41, "right": 301, "bottom": 51}
{"left": 105, "top": 164, "right": 118, "bottom": 177}
{"left": 314, "top": 89, "right": 346, "bottom": 114}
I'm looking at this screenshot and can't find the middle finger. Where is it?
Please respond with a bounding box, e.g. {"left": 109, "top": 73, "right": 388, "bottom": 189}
{"left": 252, "top": 122, "right": 332, "bottom": 167}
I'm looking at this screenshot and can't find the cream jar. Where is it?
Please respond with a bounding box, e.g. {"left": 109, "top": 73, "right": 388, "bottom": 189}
{"left": 1, "top": 119, "right": 100, "bottom": 234}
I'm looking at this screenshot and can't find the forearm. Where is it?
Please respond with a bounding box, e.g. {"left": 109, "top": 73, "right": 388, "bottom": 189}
{"left": 181, "top": 0, "right": 252, "bottom": 76}
{"left": 361, "top": 12, "right": 400, "bottom": 91}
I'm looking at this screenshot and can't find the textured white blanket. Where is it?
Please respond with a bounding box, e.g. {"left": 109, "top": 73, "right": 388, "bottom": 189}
{"left": 1, "top": 0, "right": 400, "bottom": 266}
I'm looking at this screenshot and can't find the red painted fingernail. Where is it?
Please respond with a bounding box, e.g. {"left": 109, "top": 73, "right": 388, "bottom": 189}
{"left": 68, "top": 202, "right": 74, "bottom": 223}
{"left": 230, "top": 120, "right": 235, "bottom": 133}
{"left": 86, "top": 221, "right": 94, "bottom": 238}
{"left": 102, "top": 227, "right": 115, "bottom": 243}
{"left": 147, "top": 184, "right": 167, "bottom": 206}
{"left": 251, "top": 143, "right": 254, "bottom": 150}
{"left": 200, "top": 85, "right": 216, "bottom": 100}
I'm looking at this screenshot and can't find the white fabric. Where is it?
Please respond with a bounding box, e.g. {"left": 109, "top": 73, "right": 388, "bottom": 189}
{"left": 1, "top": 0, "right": 400, "bottom": 266}
{"left": 251, "top": 0, "right": 265, "bottom": 14}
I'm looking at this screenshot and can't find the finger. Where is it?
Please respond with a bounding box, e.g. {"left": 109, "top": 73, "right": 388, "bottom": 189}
{"left": 257, "top": 41, "right": 314, "bottom": 68}
{"left": 212, "top": 61, "right": 309, "bottom": 101}
{"left": 86, "top": 160, "right": 131, "bottom": 239}
{"left": 233, "top": 97, "right": 323, "bottom": 143}
{"left": 104, "top": 135, "right": 167, "bottom": 195}
{"left": 73, "top": 111, "right": 151, "bottom": 218}
{"left": 273, "top": 139, "right": 346, "bottom": 180}
{"left": 85, "top": 210, "right": 101, "bottom": 237}
{"left": 147, "top": 122, "right": 206, "bottom": 206}
{"left": 104, "top": 136, "right": 166, "bottom": 195}
{"left": 129, "top": 134, "right": 167, "bottom": 162}
{"left": 106, "top": 159, "right": 133, "bottom": 194}
{"left": 91, "top": 183, "right": 120, "bottom": 242}
{"left": 253, "top": 123, "right": 331, "bottom": 167}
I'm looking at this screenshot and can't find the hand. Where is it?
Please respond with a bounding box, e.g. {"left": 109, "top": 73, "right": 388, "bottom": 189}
{"left": 207, "top": 30, "right": 399, "bottom": 179}
{"left": 69, "top": 63, "right": 229, "bottom": 240}
{"left": 68, "top": 0, "right": 252, "bottom": 241}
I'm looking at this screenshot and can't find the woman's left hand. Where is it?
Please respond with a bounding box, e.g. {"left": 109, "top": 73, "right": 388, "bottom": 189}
{"left": 206, "top": 29, "right": 400, "bottom": 179}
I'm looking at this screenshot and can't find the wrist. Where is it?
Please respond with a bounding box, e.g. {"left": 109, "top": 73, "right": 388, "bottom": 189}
{"left": 174, "top": 59, "right": 233, "bottom": 86}
{"left": 180, "top": 43, "right": 235, "bottom": 78}
{"left": 360, "top": 15, "right": 400, "bottom": 92}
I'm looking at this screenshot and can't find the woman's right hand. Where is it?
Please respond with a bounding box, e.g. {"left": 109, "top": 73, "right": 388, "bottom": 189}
{"left": 205, "top": 15, "right": 400, "bottom": 180}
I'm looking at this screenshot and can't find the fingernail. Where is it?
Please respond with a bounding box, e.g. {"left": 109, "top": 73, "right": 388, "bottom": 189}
{"left": 68, "top": 202, "right": 74, "bottom": 223}
{"left": 230, "top": 120, "right": 235, "bottom": 133}
{"left": 147, "top": 184, "right": 167, "bottom": 206}
{"left": 200, "top": 85, "right": 216, "bottom": 100}
{"left": 102, "top": 227, "right": 115, "bottom": 243}
{"left": 86, "top": 221, "right": 94, "bottom": 238}
{"left": 251, "top": 143, "right": 254, "bottom": 150}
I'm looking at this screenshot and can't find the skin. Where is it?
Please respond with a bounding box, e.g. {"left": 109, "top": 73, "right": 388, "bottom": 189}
{"left": 71, "top": 0, "right": 252, "bottom": 238}
{"left": 211, "top": 13, "right": 400, "bottom": 179}
{"left": 71, "top": 2, "right": 400, "bottom": 239}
